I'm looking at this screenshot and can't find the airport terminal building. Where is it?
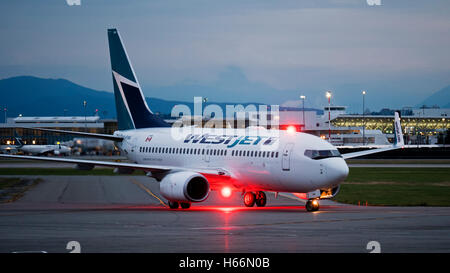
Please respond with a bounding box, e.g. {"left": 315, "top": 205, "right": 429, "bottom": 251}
{"left": 1, "top": 106, "right": 449, "bottom": 147}
{"left": 0, "top": 116, "right": 117, "bottom": 145}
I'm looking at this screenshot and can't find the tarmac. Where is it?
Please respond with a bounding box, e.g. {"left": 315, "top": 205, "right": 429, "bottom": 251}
{"left": 1, "top": 175, "right": 449, "bottom": 253}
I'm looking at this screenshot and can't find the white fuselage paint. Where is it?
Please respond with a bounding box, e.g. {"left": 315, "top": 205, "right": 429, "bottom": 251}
{"left": 114, "top": 127, "right": 349, "bottom": 194}
{"left": 20, "top": 145, "right": 71, "bottom": 155}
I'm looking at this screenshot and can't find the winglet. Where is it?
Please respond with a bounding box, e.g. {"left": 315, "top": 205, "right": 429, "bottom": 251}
{"left": 393, "top": 111, "right": 404, "bottom": 147}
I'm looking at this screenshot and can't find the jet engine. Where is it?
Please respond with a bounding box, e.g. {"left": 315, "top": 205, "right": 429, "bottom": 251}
{"left": 113, "top": 167, "right": 134, "bottom": 174}
{"left": 75, "top": 163, "right": 94, "bottom": 171}
{"left": 159, "top": 171, "right": 210, "bottom": 202}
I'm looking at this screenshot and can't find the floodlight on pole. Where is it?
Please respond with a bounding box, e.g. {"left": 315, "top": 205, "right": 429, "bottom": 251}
{"left": 362, "top": 90, "right": 366, "bottom": 145}
{"left": 300, "top": 95, "right": 306, "bottom": 128}
{"left": 83, "top": 100, "right": 87, "bottom": 131}
{"left": 326, "top": 91, "right": 332, "bottom": 142}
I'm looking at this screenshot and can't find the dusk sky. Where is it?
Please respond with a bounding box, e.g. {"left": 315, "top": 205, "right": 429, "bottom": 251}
{"left": 1, "top": 0, "right": 449, "bottom": 112}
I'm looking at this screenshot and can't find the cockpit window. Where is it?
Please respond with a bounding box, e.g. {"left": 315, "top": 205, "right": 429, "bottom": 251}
{"left": 304, "top": 149, "right": 341, "bottom": 160}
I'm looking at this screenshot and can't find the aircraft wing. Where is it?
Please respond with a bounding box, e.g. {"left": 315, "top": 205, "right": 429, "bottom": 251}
{"left": 342, "top": 111, "right": 404, "bottom": 160}
{"left": 342, "top": 146, "right": 399, "bottom": 159}
{"left": 0, "top": 154, "right": 232, "bottom": 178}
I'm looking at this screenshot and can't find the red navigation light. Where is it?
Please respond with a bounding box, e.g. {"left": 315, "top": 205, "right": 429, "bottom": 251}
{"left": 221, "top": 187, "right": 232, "bottom": 198}
{"left": 280, "top": 124, "right": 301, "bottom": 133}
{"left": 286, "top": 125, "right": 296, "bottom": 134}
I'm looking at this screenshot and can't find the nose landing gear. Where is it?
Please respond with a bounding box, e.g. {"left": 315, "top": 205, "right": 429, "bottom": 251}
{"left": 306, "top": 199, "right": 320, "bottom": 212}
{"left": 243, "top": 191, "right": 267, "bottom": 207}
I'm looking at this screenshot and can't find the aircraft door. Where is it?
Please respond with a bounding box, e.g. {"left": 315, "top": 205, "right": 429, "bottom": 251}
{"left": 282, "top": 143, "right": 294, "bottom": 171}
{"left": 203, "top": 145, "right": 211, "bottom": 163}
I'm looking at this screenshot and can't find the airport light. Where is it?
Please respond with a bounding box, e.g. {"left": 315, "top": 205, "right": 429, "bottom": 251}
{"left": 300, "top": 95, "right": 306, "bottom": 128}
{"left": 326, "top": 91, "right": 332, "bottom": 142}
{"left": 362, "top": 90, "right": 366, "bottom": 146}
{"left": 83, "top": 100, "right": 87, "bottom": 132}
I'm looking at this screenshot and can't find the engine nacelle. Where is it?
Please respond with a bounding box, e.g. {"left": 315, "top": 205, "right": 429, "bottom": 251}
{"left": 159, "top": 171, "right": 210, "bottom": 202}
{"left": 74, "top": 163, "right": 94, "bottom": 171}
{"left": 113, "top": 167, "right": 134, "bottom": 174}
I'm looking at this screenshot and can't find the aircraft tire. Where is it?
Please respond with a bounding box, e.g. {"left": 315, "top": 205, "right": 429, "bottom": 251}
{"left": 243, "top": 192, "right": 256, "bottom": 207}
{"left": 255, "top": 191, "right": 267, "bottom": 207}
{"left": 168, "top": 201, "right": 179, "bottom": 209}
{"left": 180, "top": 202, "right": 191, "bottom": 209}
{"left": 305, "top": 199, "right": 319, "bottom": 212}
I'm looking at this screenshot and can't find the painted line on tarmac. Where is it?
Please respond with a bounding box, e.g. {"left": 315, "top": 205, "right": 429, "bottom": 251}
{"left": 130, "top": 178, "right": 168, "bottom": 208}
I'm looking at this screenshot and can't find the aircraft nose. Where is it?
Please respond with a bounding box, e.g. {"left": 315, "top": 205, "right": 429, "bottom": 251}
{"left": 327, "top": 158, "right": 349, "bottom": 183}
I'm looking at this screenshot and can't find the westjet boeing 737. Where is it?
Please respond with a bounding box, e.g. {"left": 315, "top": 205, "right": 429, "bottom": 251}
{"left": 0, "top": 29, "right": 405, "bottom": 211}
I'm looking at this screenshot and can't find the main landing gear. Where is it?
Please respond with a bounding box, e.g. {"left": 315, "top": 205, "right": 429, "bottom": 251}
{"left": 305, "top": 199, "right": 320, "bottom": 212}
{"left": 168, "top": 201, "right": 191, "bottom": 209}
{"left": 243, "top": 191, "right": 267, "bottom": 207}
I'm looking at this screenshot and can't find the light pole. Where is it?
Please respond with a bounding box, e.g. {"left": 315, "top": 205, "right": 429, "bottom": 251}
{"left": 326, "top": 91, "right": 332, "bottom": 142}
{"left": 83, "top": 100, "right": 87, "bottom": 132}
{"left": 362, "top": 90, "right": 366, "bottom": 145}
{"left": 300, "top": 95, "right": 306, "bottom": 130}
{"left": 3, "top": 107, "right": 7, "bottom": 124}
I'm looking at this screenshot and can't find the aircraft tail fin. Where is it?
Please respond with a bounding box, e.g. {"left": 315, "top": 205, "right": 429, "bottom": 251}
{"left": 107, "top": 28, "right": 170, "bottom": 130}
{"left": 393, "top": 111, "right": 405, "bottom": 147}
{"left": 14, "top": 137, "right": 24, "bottom": 148}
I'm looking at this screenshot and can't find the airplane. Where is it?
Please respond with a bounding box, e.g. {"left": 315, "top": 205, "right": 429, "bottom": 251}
{"left": 12, "top": 137, "right": 71, "bottom": 156}
{"left": 0, "top": 29, "right": 405, "bottom": 212}
{"left": 0, "top": 144, "right": 18, "bottom": 154}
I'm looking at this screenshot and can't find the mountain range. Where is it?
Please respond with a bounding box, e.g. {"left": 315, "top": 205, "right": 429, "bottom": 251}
{"left": 0, "top": 76, "right": 322, "bottom": 121}
{"left": 417, "top": 85, "right": 450, "bottom": 108}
